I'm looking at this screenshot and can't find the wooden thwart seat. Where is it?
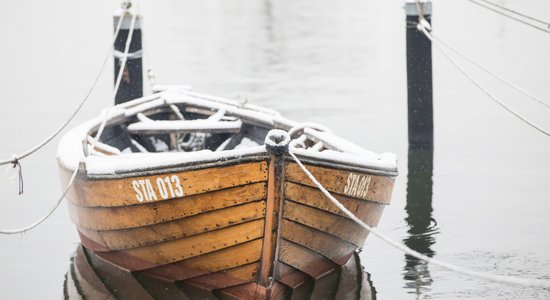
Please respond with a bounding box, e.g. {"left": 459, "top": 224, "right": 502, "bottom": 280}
{"left": 127, "top": 119, "right": 242, "bottom": 134}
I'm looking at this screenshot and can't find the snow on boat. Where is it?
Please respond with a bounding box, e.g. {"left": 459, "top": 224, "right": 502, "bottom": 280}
{"left": 57, "top": 86, "right": 397, "bottom": 299}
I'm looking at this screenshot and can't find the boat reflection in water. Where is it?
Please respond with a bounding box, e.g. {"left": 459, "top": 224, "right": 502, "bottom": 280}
{"left": 403, "top": 148, "right": 438, "bottom": 296}
{"left": 64, "top": 244, "right": 376, "bottom": 299}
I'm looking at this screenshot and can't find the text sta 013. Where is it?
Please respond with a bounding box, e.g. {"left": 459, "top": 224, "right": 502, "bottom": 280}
{"left": 343, "top": 172, "right": 371, "bottom": 199}
{"left": 132, "top": 175, "right": 185, "bottom": 202}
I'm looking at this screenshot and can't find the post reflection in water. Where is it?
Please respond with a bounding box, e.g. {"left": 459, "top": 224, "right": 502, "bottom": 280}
{"left": 403, "top": 148, "right": 437, "bottom": 295}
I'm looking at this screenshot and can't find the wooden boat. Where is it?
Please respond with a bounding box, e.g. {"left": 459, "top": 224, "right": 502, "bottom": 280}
{"left": 57, "top": 86, "right": 397, "bottom": 299}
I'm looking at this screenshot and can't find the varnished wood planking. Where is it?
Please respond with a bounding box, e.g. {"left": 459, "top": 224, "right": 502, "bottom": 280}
{"left": 78, "top": 200, "right": 266, "bottom": 250}
{"left": 140, "top": 263, "right": 207, "bottom": 283}
{"left": 285, "top": 162, "right": 394, "bottom": 204}
{"left": 69, "top": 161, "right": 268, "bottom": 207}
{"left": 70, "top": 183, "right": 266, "bottom": 230}
{"left": 215, "top": 282, "right": 266, "bottom": 300}
{"left": 177, "top": 264, "right": 260, "bottom": 293}
{"left": 280, "top": 219, "right": 356, "bottom": 265}
{"left": 127, "top": 259, "right": 259, "bottom": 297}
{"left": 222, "top": 262, "right": 260, "bottom": 282}
{"left": 91, "top": 238, "right": 263, "bottom": 275}
{"left": 79, "top": 231, "right": 111, "bottom": 252}
{"left": 184, "top": 271, "right": 251, "bottom": 292}
{"left": 122, "top": 219, "right": 265, "bottom": 265}
{"left": 285, "top": 182, "right": 386, "bottom": 225}
{"left": 95, "top": 249, "right": 162, "bottom": 271}
{"left": 283, "top": 200, "right": 368, "bottom": 246}
{"left": 177, "top": 239, "right": 263, "bottom": 273}
{"left": 133, "top": 272, "right": 192, "bottom": 300}
{"left": 278, "top": 239, "right": 337, "bottom": 279}
{"left": 141, "top": 239, "right": 263, "bottom": 281}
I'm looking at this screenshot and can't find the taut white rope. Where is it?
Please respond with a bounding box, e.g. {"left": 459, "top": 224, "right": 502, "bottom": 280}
{"left": 0, "top": 12, "right": 138, "bottom": 235}
{"left": 92, "top": 12, "right": 138, "bottom": 147}
{"left": 419, "top": 25, "right": 550, "bottom": 138}
{"left": 0, "top": 14, "right": 125, "bottom": 167}
{"left": 288, "top": 150, "right": 550, "bottom": 288}
{"left": 471, "top": 0, "right": 550, "bottom": 28}
{"left": 466, "top": 0, "right": 550, "bottom": 34}
{"left": 428, "top": 32, "right": 550, "bottom": 109}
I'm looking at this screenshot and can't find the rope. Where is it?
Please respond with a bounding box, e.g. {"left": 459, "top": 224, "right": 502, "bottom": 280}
{"left": 466, "top": 0, "right": 550, "bottom": 34}
{"left": 0, "top": 14, "right": 125, "bottom": 167}
{"left": 473, "top": 0, "right": 550, "bottom": 28}
{"left": 113, "top": 49, "right": 143, "bottom": 60}
{"left": 0, "top": 166, "right": 78, "bottom": 234}
{"left": 418, "top": 25, "right": 550, "bottom": 138}
{"left": 113, "top": 12, "right": 137, "bottom": 99}
{"left": 135, "top": 0, "right": 157, "bottom": 87}
{"left": 287, "top": 150, "right": 550, "bottom": 288}
{"left": 428, "top": 33, "right": 550, "bottom": 109}
{"left": 0, "top": 12, "right": 138, "bottom": 235}
{"left": 11, "top": 155, "right": 24, "bottom": 195}
{"left": 93, "top": 12, "right": 138, "bottom": 145}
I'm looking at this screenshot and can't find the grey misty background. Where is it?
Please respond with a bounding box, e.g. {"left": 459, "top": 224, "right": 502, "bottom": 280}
{"left": 1, "top": 0, "right": 550, "bottom": 299}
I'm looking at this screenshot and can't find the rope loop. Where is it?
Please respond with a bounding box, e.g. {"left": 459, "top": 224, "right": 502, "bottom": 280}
{"left": 10, "top": 155, "right": 24, "bottom": 195}
{"left": 414, "top": 0, "right": 432, "bottom": 31}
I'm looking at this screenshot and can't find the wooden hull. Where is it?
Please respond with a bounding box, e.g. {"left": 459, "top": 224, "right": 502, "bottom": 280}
{"left": 60, "top": 154, "right": 395, "bottom": 299}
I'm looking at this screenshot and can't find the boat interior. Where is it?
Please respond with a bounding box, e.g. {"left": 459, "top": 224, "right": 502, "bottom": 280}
{"left": 86, "top": 91, "right": 329, "bottom": 158}
{"left": 96, "top": 105, "right": 268, "bottom": 155}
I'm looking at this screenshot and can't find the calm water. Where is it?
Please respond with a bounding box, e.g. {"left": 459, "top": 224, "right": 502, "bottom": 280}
{"left": 1, "top": 1, "right": 550, "bottom": 299}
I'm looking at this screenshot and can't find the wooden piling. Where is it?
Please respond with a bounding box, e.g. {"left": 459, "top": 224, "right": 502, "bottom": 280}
{"left": 114, "top": 5, "right": 143, "bottom": 104}
{"left": 406, "top": 0, "right": 433, "bottom": 149}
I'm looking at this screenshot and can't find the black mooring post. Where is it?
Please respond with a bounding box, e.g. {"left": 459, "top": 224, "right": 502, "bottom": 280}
{"left": 406, "top": 0, "right": 433, "bottom": 149}
{"left": 114, "top": 7, "right": 143, "bottom": 105}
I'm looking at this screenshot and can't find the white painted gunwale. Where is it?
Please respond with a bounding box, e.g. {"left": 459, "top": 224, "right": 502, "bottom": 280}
{"left": 57, "top": 87, "right": 397, "bottom": 175}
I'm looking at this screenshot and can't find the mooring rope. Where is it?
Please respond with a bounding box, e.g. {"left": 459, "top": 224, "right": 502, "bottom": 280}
{"left": 418, "top": 25, "right": 550, "bottom": 138}
{"left": 287, "top": 150, "right": 550, "bottom": 288}
{"left": 471, "top": 0, "right": 550, "bottom": 28}
{"left": 466, "top": 0, "right": 550, "bottom": 34}
{"left": 135, "top": 0, "right": 157, "bottom": 88}
{"left": 0, "top": 12, "right": 138, "bottom": 235}
{"left": 428, "top": 33, "right": 550, "bottom": 109}
{"left": 0, "top": 166, "right": 78, "bottom": 235}
{"left": 92, "top": 11, "right": 138, "bottom": 145}
{"left": 0, "top": 14, "right": 125, "bottom": 168}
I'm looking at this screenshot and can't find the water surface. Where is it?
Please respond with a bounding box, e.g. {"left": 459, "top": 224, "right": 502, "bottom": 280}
{"left": 1, "top": 0, "right": 550, "bottom": 299}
